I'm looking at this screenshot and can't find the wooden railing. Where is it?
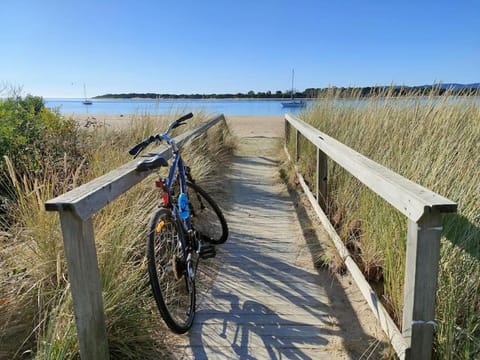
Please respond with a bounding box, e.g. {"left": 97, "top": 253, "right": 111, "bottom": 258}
{"left": 44, "top": 114, "right": 225, "bottom": 360}
{"left": 284, "top": 113, "right": 457, "bottom": 360}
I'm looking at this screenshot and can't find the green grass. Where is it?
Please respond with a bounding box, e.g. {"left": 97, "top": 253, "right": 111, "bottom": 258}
{"left": 287, "top": 89, "right": 480, "bottom": 359}
{"left": 0, "top": 112, "right": 235, "bottom": 359}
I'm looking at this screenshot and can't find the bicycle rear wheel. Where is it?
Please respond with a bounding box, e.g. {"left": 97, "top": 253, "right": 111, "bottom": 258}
{"left": 187, "top": 181, "right": 228, "bottom": 244}
{"left": 147, "top": 208, "right": 195, "bottom": 334}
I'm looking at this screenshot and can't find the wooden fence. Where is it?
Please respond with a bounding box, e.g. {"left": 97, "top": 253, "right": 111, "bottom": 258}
{"left": 45, "top": 114, "right": 225, "bottom": 360}
{"left": 284, "top": 113, "right": 457, "bottom": 359}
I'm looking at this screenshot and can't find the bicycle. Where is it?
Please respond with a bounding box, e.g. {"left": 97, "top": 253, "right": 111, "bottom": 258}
{"left": 128, "top": 112, "right": 228, "bottom": 334}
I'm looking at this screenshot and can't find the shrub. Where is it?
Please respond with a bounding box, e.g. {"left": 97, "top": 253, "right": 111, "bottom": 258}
{"left": 0, "top": 112, "right": 234, "bottom": 358}
{"left": 0, "top": 95, "right": 81, "bottom": 223}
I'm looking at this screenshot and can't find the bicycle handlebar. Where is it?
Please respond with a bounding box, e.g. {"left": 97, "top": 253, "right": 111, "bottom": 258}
{"left": 128, "top": 136, "right": 154, "bottom": 156}
{"left": 128, "top": 113, "right": 194, "bottom": 157}
{"left": 175, "top": 112, "right": 194, "bottom": 125}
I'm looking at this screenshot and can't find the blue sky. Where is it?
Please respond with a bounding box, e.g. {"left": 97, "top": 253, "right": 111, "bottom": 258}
{"left": 1, "top": 0, "right": 479, "bottom": 97}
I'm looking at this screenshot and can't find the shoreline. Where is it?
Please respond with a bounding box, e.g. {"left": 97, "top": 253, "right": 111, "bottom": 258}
{"left": 49, "top": 97, "right": 314, "bottom": 101}
{"left": 91, "top": 97, "right": 310, "bottom": 101}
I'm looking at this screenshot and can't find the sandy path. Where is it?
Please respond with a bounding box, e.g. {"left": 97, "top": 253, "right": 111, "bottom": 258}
{"left": 171, "top": 116, "right": 387, "bottom": 358}
{"left": 224, "top": 115, "right": 284, "bottom": 138}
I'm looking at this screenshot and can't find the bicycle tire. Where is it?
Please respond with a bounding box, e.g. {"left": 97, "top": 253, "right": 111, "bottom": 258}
{"left": 147, "top": 208, "right": 195, "bottom": 334}
{"left": 186, "top": 181, "right": 228, "bottom": 245}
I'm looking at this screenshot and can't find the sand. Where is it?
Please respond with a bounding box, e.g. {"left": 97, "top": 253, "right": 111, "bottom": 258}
{"left": 68, "top": 113, "right": 286, "bottom": 137}
{"left": 224, "top": 115, "right": 284, "bottom": 138}
{"left": 67, "top": 113, "right": 165, "bottom": 129}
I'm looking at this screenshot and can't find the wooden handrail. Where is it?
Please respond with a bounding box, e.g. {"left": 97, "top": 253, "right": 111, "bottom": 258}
{"left": 46, "top": 114, "right": 225, "bottom": 220}
{"left": 284, "top": 113, "right": 457, "bottom": 360}
{"left": 285, "top": 113, "right": 457, "bottom": 221}
{"left": 44, "top": 114, "right": 225, "bottom": 360}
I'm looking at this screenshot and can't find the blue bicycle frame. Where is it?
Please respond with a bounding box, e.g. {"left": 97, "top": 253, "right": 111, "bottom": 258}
{"left": 128, "top": 112, "right": 200, "bottom": 268}
{"left": 160, "top": 133, "right": 193, "bottom": 256}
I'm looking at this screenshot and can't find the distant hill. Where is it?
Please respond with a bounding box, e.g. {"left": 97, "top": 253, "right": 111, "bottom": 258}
{"left": 95, "top": 83, "right": 480, "bottom": 100}
{"left": 436, "top": 83, "right": 480, "bottom": 90}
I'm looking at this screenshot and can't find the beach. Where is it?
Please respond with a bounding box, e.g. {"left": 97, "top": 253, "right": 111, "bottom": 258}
{"left": 69, "top": 113, "right": 285, "bottom": 137}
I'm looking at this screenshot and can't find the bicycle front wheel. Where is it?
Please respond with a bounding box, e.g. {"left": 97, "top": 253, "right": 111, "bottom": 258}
{"left": 187, "top": 181, "right": 228, "bottom": 244}
{"left": 147, "top": 208, "right": 195, "bottom": 334}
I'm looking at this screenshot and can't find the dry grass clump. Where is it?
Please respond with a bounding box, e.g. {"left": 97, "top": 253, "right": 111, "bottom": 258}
{"left": 0, "top": 113, "right": 234, "bottom": 359}
{"left": 288, "top": 88, "right": 480, "bottom": 358}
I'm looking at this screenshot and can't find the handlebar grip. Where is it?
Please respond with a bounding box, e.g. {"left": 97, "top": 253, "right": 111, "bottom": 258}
{"left": 128, "top": 142, "right": 146, "bottom": 156}
{"left": 172, "top": 113, "right": 194, "bottom": 129}
{"left": 177, "top": 112, "right": 193, "bottom": 123}
{"left": 129, "top": 136, "right": 154, "bottom": 156}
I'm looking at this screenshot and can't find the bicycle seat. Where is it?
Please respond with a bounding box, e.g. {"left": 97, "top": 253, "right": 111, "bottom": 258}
{"left": 136, "top": 154, "right": 168, "bottom": 171}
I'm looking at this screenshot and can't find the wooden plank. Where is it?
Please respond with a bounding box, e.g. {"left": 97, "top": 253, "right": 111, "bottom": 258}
{"left": 285, "top": 114, "right": 456, "bottom": 221}
{"left": 284, "top": 118, "right": 289, "bottom": 146}
{"left": 199, "top": 293, "right": 328, "bottom": 307}
{"left": 316, "top": 147, "right": 328, "bottom": 210}
{"left": 45, "top": 114, "right": 225, "bottom": 219}
{"left": 183, "top": 344, "right": 336, "bottom": 359}
{"left": 288, "top": 158, "right": 408, "bottom": 359}
{"left": 58, "top": 212, "right": 109, "bottom": 360}
{"left": 402, "top": 213, "right": 442, "bottom": 360}
{"left": 197, "top": 303, "right": 329, "bottom": 316}
{"left": 212, "top": 278, "right": 328, "bottom": 295}
{"left": 295, "top": 129, "right": 300, "bottom": 162}
{"left": 195, "top": 313, "right": 329, "bottom": 325}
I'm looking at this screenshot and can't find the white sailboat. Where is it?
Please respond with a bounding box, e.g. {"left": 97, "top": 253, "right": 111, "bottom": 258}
{"left": 82, "top": 84, "right": 92, "bottom": 105}
{"left": 281, "top": 69, "right": 306, "bottom": 108}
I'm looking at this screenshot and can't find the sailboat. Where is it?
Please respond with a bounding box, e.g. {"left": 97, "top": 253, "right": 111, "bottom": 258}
{"left": 281, "top": 69, "right": 306, "bottom": 108}
{"left": 82, "top": 84, "right": 93, "bottom": 105}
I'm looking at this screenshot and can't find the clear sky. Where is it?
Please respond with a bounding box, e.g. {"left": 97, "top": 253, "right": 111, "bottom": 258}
{"left": 1, "top": 0, "right": 479, "bottom": 97}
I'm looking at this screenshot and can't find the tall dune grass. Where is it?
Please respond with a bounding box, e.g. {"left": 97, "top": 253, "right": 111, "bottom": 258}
{"left": 0, "top": 113, "right": 235, "bottom": 359}
{"left": 289, "top": 89, "right": 480, "bottom": 358}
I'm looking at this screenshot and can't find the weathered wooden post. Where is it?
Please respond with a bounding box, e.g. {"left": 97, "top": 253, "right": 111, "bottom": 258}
{"left": 58, "top": 213, "right": 109, "bottom": 360}
{"left": 316, "top": 147, "right": 328, "bottom": 211}
{"left": 402, "top": 209, "right": 443, "bottom": 359}
{"left": 295, "top": 129, "right": 300, "bottom": 162}
{"left": 284, "top": 118, "right": 290, "bottom": 148}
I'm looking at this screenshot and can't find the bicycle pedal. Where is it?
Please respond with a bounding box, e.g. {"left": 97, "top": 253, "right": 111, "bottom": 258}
{"left": 199, "top": 244, "right": 216, "bottom": 259}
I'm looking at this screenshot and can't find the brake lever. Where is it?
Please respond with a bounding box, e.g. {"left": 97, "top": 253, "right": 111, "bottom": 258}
{"left": 172, "top": 121, "right": 186, "bottom": 129}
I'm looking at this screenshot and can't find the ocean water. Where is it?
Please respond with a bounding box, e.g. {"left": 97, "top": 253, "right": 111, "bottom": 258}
{"left": 44, "top": 98, "right": 314, "bottom": 116}
{"left": 44, "top": 97, "right": 480, "bottom": 117}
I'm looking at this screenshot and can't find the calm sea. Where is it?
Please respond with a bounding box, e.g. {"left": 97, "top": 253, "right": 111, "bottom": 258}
{"left": 44, "top": 97, "right": 480, "bottom": 116}
{"left": 44, "top": 98, "right": 314, "bottom": 116}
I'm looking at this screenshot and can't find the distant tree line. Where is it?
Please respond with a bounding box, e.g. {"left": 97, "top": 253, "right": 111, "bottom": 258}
{"left": 95, "top": 91, "right": 299, "bottom": 99}
{"left": 307, "top": 85, "right": 480, "bottom": 98}
{"left": 95, "top": 84, "right": 479, "bottom": 100}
